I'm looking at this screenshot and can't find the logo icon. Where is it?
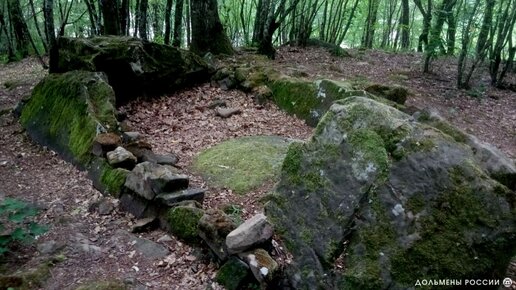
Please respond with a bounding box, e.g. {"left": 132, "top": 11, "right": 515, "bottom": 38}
{"left": 503, "top": 277, "right": 513, "bottom": 287}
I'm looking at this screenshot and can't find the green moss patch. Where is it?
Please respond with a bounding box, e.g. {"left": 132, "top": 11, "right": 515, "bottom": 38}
{"left": 167, "top": 206, "right": 204, "bottom": 243}
{"left": 193, "top": 136, "right": 295, "bottom": 194}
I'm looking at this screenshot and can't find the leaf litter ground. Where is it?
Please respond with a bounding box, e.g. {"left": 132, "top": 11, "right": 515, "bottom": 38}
{"left": 0, "top": 47, "right": 514, "bottom": 289}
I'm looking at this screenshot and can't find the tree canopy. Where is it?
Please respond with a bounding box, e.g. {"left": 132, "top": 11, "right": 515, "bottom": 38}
{"left": 1, "top": 0, "right": 515, "bottom": 88}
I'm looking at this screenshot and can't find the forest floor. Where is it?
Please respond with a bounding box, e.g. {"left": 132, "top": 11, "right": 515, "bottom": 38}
{"left": 0, "top": 47, "right": 514, "bottom": 289}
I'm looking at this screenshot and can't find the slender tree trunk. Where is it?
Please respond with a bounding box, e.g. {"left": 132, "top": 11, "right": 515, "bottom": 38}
{"left": 164, "top": 0, "right": 173, "bottom": 44}
{"left": 361, "top": 0, "right": 380, "bottom": 48}
{"left": 151, "top": 2, "right": 162, "bottom": 41}
{"left": 28, "top": 0, "right": 48, "bottom": 53}
{"left": 190, "top": 0, "right": 233, "bottom": 55}
{"left": 173, "top": 0, "right": 184, "bottom": 47}
{"left": 414, "top": 0, "right": 432, "bottom": 52}
{"left": 85, "top": 0, "right": 99, "bottom": 35}
{"left": 423, "top": 0, "right": 457, "bottom": 72}
{"left": 0, "top": 2, "right": 16, "bottom": 61}
{"left": 120, "top": 0, "right": 129, "bottom": 35}
{"left": 7, "top": 0, "right": 31, "bottom": 57}
{"left": 138, "top": 0, "right": 148, "bottom": 40}
{"left": 400, "top": 0, "right": 410, "bottom": 49}
{"left": 134, "top": 0, "right": 140, "bottom": 37}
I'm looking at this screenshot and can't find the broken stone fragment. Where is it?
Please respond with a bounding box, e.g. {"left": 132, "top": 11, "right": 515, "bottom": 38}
{"left": 122, "top": 131, "right": 141, "bottom": 143}
{"left": 154, "top": 153, "right": 179, "bottom": 166}
{"left": 226, "top": 213, "right": 273, "bottom": 254}
{"left": 92, "top": 133, "right": 121, "bottom": 157}
{"left": 131, "top": 217, "right": 159, "bottom": 233}
{"left": 106, "top": 146, "right": 137, "bottom": 169}
{"left": 155, "top": 188, "right": 205, "bottom": 206}
{"left": 198, "top": 209, "right": 236, "bottom": 261}
{"left": 238, "top": 248, "right": 278, "bottom": 284}
{"left": 124, "top": 162, "right": 189, "bottom": 200}
{"left": 216, "top": 107, "right": 241, "bottom": 118}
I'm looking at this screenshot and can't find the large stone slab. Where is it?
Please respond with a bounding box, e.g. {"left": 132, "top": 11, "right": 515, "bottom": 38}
{"left": 124, "top": 162, "right": 189, "bottom": 200}
{"left": 226, "top": 214, "right": 273, "bottom": 254}
{"left": 51, "top": 36, "right": 211, "bottom": 104}
{"left": 265, "top": 96, "right": 516, "bottom": 289}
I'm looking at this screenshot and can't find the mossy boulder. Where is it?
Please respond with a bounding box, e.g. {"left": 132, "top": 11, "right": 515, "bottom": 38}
{"left": 167, "top": 205, "right": 205, "bottom": 243}
{"left": 216, "top": 257, "right": 252, "bottom": 290}
{"left": 19, "top": 71, "right": 129, "bottom": 197}
{"left": 192, "top": 136, "right": 296, "bottom": 194}
{"left": 265, "top": 96, "right": 516, "bottom": 289}
{"left": 20, "top": 71, "right": 118, "bottom": 165}
{"left": 52, "top": 36, "right": 210, "bottom": 104}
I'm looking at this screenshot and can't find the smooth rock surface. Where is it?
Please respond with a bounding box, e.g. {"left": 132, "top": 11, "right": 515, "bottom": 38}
{"left": 106, "top": 146, "right": 137, "bottom": 169}
{"left": 226, "top": 214, "right": 273, "bottom": 254}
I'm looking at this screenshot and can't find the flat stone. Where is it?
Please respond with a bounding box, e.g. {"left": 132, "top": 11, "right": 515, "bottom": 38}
{"left": 122, "top": 131, "right": 142, "bottom": 143}
{"left": 107, "top": 146, "right": 137, "bottom": 169}
{"left": 119, "top": 193, "right": 158, "bottom": 219}
{"left": 155, "top": 188, "right": 205, "bottom": 206}
{"left": 207, "top": 99, "right": 227, "bottom": 109}
{"left": 131, "top": 217, "right": 159, "bottom": 233}
{"left": 132, "top": 236, "right": 169, "bottom": 259}
{"left": 216, "top": 107, "right": 241, "bottom": 118}
{"left": 155, "top": 153, "right": 179, "bottom": 166}
{"left": 239, "top": 248, "right": 278, "bottom": 284}
{"left": 226, "top": 213, "right": 273, "bottom": 254}
{"left": 198, "top": 209, "right": 236, "bottom": 261}
{"left": 124, "top": 162, "right": 189, "bottom": 200}
{"left": 92, "top": 133, "right": 121, "bottom": 156}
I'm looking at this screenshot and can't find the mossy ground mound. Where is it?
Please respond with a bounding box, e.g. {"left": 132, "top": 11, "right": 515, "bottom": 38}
{"left": 192, "top": 136, "right": 295, "bottom": 194}
{"left": 265, "top": 96, "right": 516, "bottom": 289}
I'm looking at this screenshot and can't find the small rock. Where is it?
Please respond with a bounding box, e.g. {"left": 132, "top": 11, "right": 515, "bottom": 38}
{"left": 122, "top": 131, "right": 142, "bottom": 143}
{"left": 97, "top": 199, "right": 115, "bottom": 215}
{"left": 124, "top": 162, "right": 189, "bottom": 200}
{"left": 207, "top": 99, "right": 227, "bottom": 109}
{"left": 107, "top": 147, "right": 137, "bottom": 169}
{"left": 132, "top": 236, "right": 170, "bottom": 259}
{"left": 226, "top": 213, "right": 273, "bottom": 254}
{"left": 92, "top": 133, "right": 121, "bottom": 157}
{"left": 216, "top": 107, "right": 241, "bottom": 118}
{"left": 155, "top": 188, "right": 206, "bottom": 206}
{"left": 239, "top": 248, "right": 278, "bottom": 284}
{"left": 37, "top": 240, "right": 61, "bottom": 255}
{"left": 198, "top": 209, "right": 236, "bottom": 261}
{"left": 131, "top": 217, "right": 159, "bottom": 233}
{"left": 157, "top": 235, "right": 173, "bottom": 242}
{"left": 155, "top": 153, "right": 179, "bottom": 166}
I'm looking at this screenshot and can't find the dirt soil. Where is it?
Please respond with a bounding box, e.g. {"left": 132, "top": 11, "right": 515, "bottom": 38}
{"left": 0, "top": 47, "right": 515, "bottom": 289}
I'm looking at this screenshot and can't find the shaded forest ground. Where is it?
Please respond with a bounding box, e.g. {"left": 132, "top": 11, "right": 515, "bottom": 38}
{"left": 0, "top": 48, "right": 515, "bottom": 289}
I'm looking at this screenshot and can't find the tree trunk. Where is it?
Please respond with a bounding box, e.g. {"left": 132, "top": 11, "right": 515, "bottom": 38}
{"left": 28, "top": 0, "right": 48, "bottom": 53}
{"left": 173, "top": 0, "right": 184, "bottom": 47}
{"left": 423, "top": 0, "right": 457, "bottom": 72}
{"left": 120, "top": 0, "right": 129, "bottom": 35}
{"left": 400, "top": 0, "right": 410, "bottom": 49}
{"left": 138, "top": 0, "right": 148, "bottom": 40}
{"left": 151, "top": 2, "right": 162, "bottom": 41}
{"left": 361, "top": 0, "right": 380, "bottom": 48}
{"left": 414, "top": 0, "right": 432, "bottom": 52}
{"left": 190, "top": 0, "right": 233, "bottom": 55}
{"left": 85, "top": 0, "right": 99, "bottom": 35}
{"left": 0, "top": 3, "right": 16, "bottom": 61}
{"left": 164, "top": 0, "right": 173, "bottom": 44}
{"left": 101, "top": 0, "right": 121, "bottom": 35}
{"left": 7, "top": 0, "right": 31, "bottom": 57}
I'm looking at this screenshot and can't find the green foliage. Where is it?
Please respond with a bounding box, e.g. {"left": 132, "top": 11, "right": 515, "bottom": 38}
{"left": 0, "top": 198, "right": 47, "bottom": 255}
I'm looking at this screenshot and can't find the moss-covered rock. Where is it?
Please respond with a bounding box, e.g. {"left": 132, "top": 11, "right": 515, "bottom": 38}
{"left": 265, "top": 96, "right": 516, "bottom": 289}
{"left": 167, "top": 205, "right": 205, "bottom": 243}
{"left": 20, "top": 71, "right": 118, "bottom": 165}
{"left": 216, "top": 257, "right": 252, "bottom": 290}
{"left": 52, "top": 36, "right": 210, "bottom": 104}
{"left": 0, "top": 261, "right": 52, "bottom": 290}
{"left": 192, "top": 136, "right": 295, "bottom": 194}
